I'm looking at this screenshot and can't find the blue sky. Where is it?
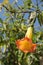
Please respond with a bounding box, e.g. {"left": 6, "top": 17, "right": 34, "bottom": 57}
{"left": 0, "top": 0, "right": 24, "bottom": 20}
{"left": 0, "top": 0, "right": 43, "bottom": 29}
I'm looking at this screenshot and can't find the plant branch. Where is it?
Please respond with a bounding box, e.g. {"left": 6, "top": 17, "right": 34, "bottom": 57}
{"left": 2, "top": 5, "right": 32, "bottom": 13}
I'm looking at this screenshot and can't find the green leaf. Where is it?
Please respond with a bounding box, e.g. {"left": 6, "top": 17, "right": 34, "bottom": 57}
{"left": 4, "top": 13, "right": 10, "bottom": 17}
{"left": 40, "top": 0, "right": 43, "bottom": 2}
{"left": 24, "top": 0, "right": 32, "bottom": 9}
{"left": 0, "top": 18, "right": 3, "bottom": 23}
{"left": 37, "top": 12, "right": 43, "bottom": 25}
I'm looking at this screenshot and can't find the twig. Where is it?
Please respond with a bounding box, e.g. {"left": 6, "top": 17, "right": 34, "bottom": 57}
{"left": 2, "top": 5, "right": 32, "bottom": 13}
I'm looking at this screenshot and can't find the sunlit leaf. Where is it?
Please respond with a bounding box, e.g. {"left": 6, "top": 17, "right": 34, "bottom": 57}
{"left": 37, "top": 12, "right": 43, "bottom": 25}
{"left": 3, "top": 0, "right": 9, "bottom": 5}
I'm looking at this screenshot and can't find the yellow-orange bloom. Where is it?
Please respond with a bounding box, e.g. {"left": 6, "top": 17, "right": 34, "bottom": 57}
{"left": 16, "top": 37, "right": 37, "bottom": 53}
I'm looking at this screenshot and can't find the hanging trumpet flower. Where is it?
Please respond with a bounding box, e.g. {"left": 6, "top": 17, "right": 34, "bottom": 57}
{"left": 16, "top": 37, "right": 36, "bottom": 53}
{"left": 16, "top": 26, "right": 37, "bottom": 53}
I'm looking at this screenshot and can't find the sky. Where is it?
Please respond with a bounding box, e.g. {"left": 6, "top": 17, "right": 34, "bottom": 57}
{"left": 0, "top": 0, "right": 43, "bottom": 29}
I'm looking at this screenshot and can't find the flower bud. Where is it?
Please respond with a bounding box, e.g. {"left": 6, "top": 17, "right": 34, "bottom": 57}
{"left": 25, "top": 27, "right": 33, "bottom": 39}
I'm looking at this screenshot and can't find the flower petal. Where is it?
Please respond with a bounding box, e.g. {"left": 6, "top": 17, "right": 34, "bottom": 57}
{"left": 16, "top": 37, "right": 37, "bottom": 53}
{"left": 29, "top": 44, "right": 37, "bottom": 52}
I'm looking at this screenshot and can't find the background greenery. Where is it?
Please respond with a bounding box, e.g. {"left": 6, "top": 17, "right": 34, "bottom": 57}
{"left": 0, "top": 0, "right": 43, "bottom": 65}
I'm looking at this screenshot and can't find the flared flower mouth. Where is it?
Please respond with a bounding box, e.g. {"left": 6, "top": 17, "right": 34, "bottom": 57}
{"left": 16, "top": 37, "right": 37, "bottom": 53}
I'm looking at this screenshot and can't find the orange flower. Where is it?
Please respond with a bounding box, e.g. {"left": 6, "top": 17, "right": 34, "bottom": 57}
{"left": 16, "top": 37, "right": 37, "bottom": 53}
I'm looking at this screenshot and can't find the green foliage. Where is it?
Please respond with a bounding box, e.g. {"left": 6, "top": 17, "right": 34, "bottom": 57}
{"left": 24, "top": 0, "right": 32, "bottom": 9}
{"left": 0, "top": 0, "right": 43, "bottom": 65}
{"left": 37, "top": 12, "right": 43, "bottom": 25}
